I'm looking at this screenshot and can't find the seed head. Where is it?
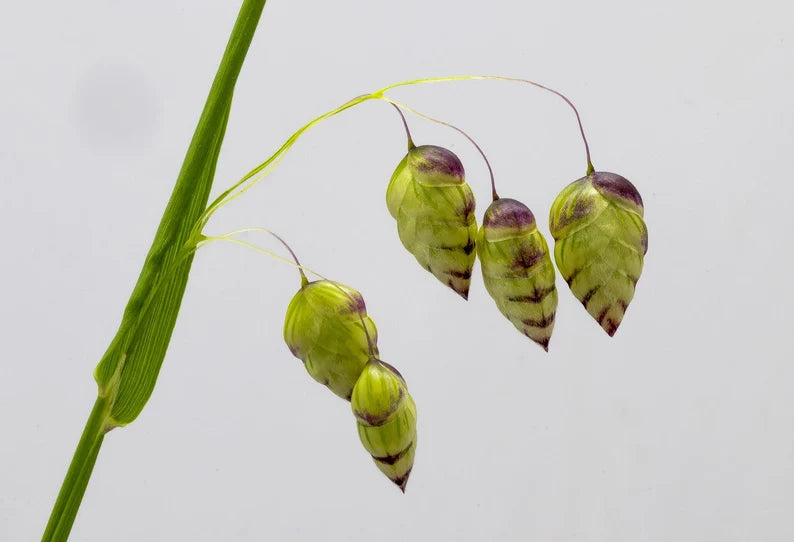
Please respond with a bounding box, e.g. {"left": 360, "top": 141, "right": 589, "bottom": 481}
{"left": 283, "top": 280, "right": 378, "bottom": 400}
{"left": 549, "top": 171, "right": 648, "bottom": 336}
{"left": 477, "top": 198, "right": 558, "bottom": 351}
{"left": 386, "top": 145, "right": 477, "bottom": 299}
{"left": 351, "top": 359, "right": 417, "bottom": 492}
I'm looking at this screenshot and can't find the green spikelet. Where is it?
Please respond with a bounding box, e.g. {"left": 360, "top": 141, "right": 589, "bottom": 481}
{"left": 477, "top": 198, "right": 558, "bottom": 351}
{"left": 386, "top": 144, "right": 477, "bottom": 299}
{"left": 549, "top": 171, "right": 648, "bottom": 336}
{"left": 283, "top": 280, "right": 378, "bottom": 400}
{"left": 351, "top": 359, "right": 417, "bottom": 492}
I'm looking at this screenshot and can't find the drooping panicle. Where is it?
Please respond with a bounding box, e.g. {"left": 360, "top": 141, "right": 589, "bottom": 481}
{"left": 549, "top": 171, "right": 648, "bottom": 336}
{"left": 351, "top": 359, "right": 417, "bottom": 492}
{"left": 283, "top": 280, "right": 378, "bottom": 400}
{"left": 386, "top": 145, "right": 478, "bottom": 299}
{"left": 477, "top": 198, "right": 558, "bottom": 350}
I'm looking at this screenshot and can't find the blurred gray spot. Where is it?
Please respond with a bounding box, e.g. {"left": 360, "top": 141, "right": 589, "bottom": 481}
{"left": 72, "top": 61, "right": 160, "bottom": 151}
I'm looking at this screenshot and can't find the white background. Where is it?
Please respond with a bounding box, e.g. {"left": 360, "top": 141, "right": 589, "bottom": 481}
{"left": 2, "top": 1, "right": 793, "bottom": 540}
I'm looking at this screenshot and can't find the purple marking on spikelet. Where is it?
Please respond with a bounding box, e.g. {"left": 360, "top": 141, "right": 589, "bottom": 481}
{"left": 394, "top": 467, "right": 412, "bottom": 493}
{"left": 581, "top": 286, "right": 601, "bottom": 308}
{"left": 463, "top": 238, "right": 476, "bottom": 255}
{"left": 596, "top": 307, "right": 610, "bottom": 326}
{"left": 462, "top": 191, "right": 476, "bottom": 216}
{"left": 523, "top": 330, "right": 550, "bottom": 352}
{"left": 353, "top": 387, "right": 404, "bottom": 427}
{"left": 447, "top": 269, "right": 472, "bottom": 279}
{"left": 346, "top": 292, "right": 367, "bottom": 314}
{"left": 372, "top": 442, "right": 413, "bottom": 466}
{"left": 510, "top": 245, "right": 543, "bottom": 271}
{"left": 377, "top": 360, "right": 405, "bottom": 383}
{"left": 506, "top": 285, "right": 555, "bottom": 303}
{"left": 449, "top": 282, "right": 469, "bottom": 300}
{"left": 552, "top": 197, "right": 594, "bottom": 234}
{"left": 605, "top": 319, "right": 620, "bottom": 337}
{"left": 522, "top": 313, "right": 556, "bottom": 328}
{"left": 592, "top": 172, "right": 643, "bottom": 208}
{"left": 412, "top": 145, "right": 464, "bottom": 179}
{"left": 565, "top": 268, "right": 582, "bottom": 287}
{"left": 483, "top": 198, "right": 535, "bottom": 229}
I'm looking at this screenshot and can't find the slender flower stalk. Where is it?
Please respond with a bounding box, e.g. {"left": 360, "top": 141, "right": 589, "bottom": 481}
{"left": 201, "top": 230, "right": 379, "bottom": 362}
{"left": 390, "top": 103, "right": 415, "bottom": 150}
{"left": 199, "top": 230, "right": 331, "bottom": 286}
{"left": 192, "top": 93, "right": 378, "bottom": 235}
{"left": 378, "top": 75, "right": 595, "bottom": 176}
{"left": 207, "top": 231, "right": 384, "bottom": 401}
{"left": 384, "top": 98, "right": 499, "bottom": 201}
{"left": 197, "top": 75, "right": 594, "bottom": 230}
{"left": 206, "top": 227, "right": 310, "bottom": 286}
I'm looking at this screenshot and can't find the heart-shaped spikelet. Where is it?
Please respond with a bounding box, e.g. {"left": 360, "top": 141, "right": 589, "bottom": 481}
{"left": 283, "top": 280, "right": 378, "bottom": 400}
{"left": 477, "top": 198, "right": 558, "bottom": 351}
{"left": 386, "top": 145, "right": 477, "bottom": 299}
{"left": 549, "top": 171, "right": 648, "bottom": 336}
{"left": 351, "top": 359, "right": 417, "bottom": 492}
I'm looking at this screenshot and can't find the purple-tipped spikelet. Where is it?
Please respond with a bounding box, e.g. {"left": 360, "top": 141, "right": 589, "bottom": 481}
{"left": 477, "top": 198, "right": 558, "bottom": 350}
{"left": 283, "top": 280, "right": 378, "bottom": 400}
{"left": 351, "top": 359, "right": 417, "bottom": 492}
{"left": 549, "top": 172, "right": 648, "bottom": 336}
{"left": 386, "top": 145, "right": 477, "bottom": 299}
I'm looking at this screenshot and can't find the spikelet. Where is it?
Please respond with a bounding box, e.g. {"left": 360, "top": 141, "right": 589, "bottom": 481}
{"left": 477, "top": 198, "right": 558, "bottom": 351}
{"left": 283, "top": 280, "right": 378, "bottom": 400}
{"left": 351, "top": 359, "right": 417, "bottom": 492}
{"left": 549, "top": 171, "right": 648, "bottom": 336}
{"left": 386, "top": 144, "right": 477, "bottom": 299}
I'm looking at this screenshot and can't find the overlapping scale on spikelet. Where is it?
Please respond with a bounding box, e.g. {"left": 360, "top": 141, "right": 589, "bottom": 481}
{"left": 477, "top": 198, "right": 558, "bottom": 350}
{"left": 283, "top": 280, "right": 378, "bottom": 400}
{"left": 351, "top": 360, "right": 417, "bottom": 492}
{"left": 386, "top": 145, "right": 477, "bottom": 299}
{"left": 549, "top": 171, "right": 648, "bottom": 336}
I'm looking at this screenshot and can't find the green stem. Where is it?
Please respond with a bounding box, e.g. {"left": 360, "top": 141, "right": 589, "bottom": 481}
{"left": 197, "top": 75, "right": 596, "bottom": 229}
{"left": 42, "top": 396, "right": 110, "bottom": 541}
{"left": 43, "top": 1, "right": 268, "bottom": 539}
{"left": 194, "top": 93, "right": 376, "bottom": 232}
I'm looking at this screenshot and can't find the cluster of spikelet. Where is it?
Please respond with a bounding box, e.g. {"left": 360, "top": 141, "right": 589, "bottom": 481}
{"left": 281, "top": 138, "right": 647, "bottom": 493}
{"left": 284, "top": 278, "right": 417, "bottom": 491}
{"left": 387, "top": 141, "right": 648, "bottom": 347}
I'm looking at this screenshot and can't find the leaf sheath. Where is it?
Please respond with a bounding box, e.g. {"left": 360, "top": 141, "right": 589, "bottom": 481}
{"left": 43, "top": 2, "right": 268, "bottom": 540}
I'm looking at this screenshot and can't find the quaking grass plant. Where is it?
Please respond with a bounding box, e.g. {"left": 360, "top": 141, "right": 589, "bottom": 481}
{"left": 43, "top": 1, "right": 648, "bottom": 539}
